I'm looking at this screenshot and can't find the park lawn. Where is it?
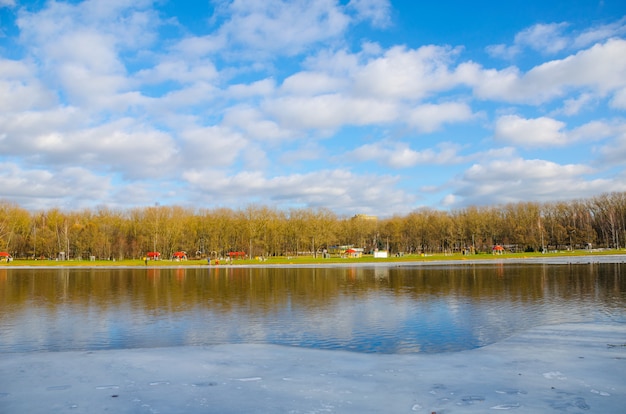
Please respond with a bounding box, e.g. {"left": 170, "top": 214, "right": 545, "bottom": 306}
{"left": 2, "top": 249, "right": 625, "bottom": 267}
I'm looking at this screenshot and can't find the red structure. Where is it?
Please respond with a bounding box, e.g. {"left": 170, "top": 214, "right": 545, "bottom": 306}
{"left": 146, "top": 251, "right": 161, "bottom": 260}
{"left": 172, "top": 251, "right": 187, "bottom": 260}
{"left": 0, "top": 252, "right": 11, "bottom": 261}
{"left": 227, "top": 251, "right": 246, "bottom": 259}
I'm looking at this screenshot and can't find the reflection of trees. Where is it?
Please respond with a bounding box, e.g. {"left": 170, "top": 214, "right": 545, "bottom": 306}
{"left": 2, "top": 264, "right": 625, "bottom": 316}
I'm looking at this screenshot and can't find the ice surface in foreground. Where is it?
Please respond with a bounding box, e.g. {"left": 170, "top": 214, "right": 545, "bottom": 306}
{"left": 1, "top": 322, "right": 625, "bottom": 413}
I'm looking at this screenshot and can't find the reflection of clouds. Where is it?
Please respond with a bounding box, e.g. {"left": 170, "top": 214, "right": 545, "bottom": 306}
{"left": 1, "top": 264, "right": 624, "bottom": 353}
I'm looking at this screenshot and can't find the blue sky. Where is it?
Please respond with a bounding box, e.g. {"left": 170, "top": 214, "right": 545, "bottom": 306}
{"left": 1, "top": 0, "right": 625, "bottom": 216}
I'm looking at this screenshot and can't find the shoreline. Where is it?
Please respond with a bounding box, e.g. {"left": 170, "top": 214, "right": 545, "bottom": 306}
{"left": 1, "top": 253, "right": 625, "bottom": 269}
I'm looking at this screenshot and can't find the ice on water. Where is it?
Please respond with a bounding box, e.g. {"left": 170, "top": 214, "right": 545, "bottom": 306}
{"left": 1, "top": 322, "right": 625, "bottom": 413}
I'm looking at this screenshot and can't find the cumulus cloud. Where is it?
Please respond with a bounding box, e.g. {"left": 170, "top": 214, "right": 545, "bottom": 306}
{"left": 494, "top": 115, "right": 616, "bottom": 148}
{"left": 347, "top": 0, "right": 392, "bottom": 28}
{"left": 494, "top": 115, "right": 567, "bottom": 148}
{"left": 610, "top": 87, "right": 626, "bottom": 109}
{"left": 450, "top": 158, "right": 615, "bottom": 207}
{"left": 596, "top": 123, "right": 626, "bottom": 167}
{"left": 488, "top": 17, "right": 626, "bottom": 59}
{"left": 179, "top": 125, "right": 247, "bottom": 167}
{"left": 0, "top": 59, "right": 57, "bottom": 112}
{"left": 0, "top": 163, "right": 113, "bottom": 210}
{"left": 280, "top": 71, "right": 346, "bottom": 95}
{"left": 264, "top": 94, "right": 397, "bottom": 130}
{"left": 210, "top": 0, "right": 351, "bottom": 56}
{"left": 558, "top": 93, "right": 595, "bottom": 115}
{"left": 487, "top": 22, "right": 569, "bottom": 58}
{"left": 474, "top": 38, "right": 626, "bottom": 104}
{"left": 1, "top": 1, "right": 624, "bottom": 214}
{"left": 136, "top": 59, "right": 219, "bottom": 86}
{"left": 572, "top": 16, "right": 626, "bottom": 49}
{"left": 0, "top": 107, "right": 177, "bottom": 179}
{"left": 407, "top": 102, "right": 474, "bottom": 133}
{"left": 222, "top": 106, "right": 296, "bottom": 142}
{"left": 349, "top": 141, "right": 463, "bottom": 168}
{"left": 15, "top": 0, "right": 159, "bottom": 110}
{"left": 183, "top": 168, "right": 414, "bottom": 214}
{"left": 353, "top": 45, "right": 460, "bottom": 100}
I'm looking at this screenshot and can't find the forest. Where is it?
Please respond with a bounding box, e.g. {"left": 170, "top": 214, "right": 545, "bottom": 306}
{"left": 0, "top": 192, "right": 625, "bottom": 260}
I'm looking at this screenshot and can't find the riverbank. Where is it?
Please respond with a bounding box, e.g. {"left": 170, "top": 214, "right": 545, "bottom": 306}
{"left": 1, "top": 251, "right": 625, "bottom": 268}
{"left": 1, "top": 322, "right": 625, "bottom": 413}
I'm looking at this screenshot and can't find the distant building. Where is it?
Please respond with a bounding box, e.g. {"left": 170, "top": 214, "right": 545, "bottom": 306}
{"left": 352, "top": 214, "right": 377, "bottom": 221}
{"left": 345, "top": 248, "right": 364, "bottom": 258}
{"left": 328, "top": 245, "right": 353, "bottom": 255}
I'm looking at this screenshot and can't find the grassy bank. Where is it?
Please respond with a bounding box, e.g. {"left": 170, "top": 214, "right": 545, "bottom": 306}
{"left": 2, "top": 249, "right": 625, "bottom": 267}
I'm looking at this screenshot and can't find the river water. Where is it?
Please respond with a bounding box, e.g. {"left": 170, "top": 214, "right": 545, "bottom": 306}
{"left": 1, "top": 262, "right": 625, "bottom": 354}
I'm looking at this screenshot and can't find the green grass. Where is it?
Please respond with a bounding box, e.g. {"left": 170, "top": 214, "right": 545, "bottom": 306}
{"left": 2, "top": 249, "right": 624, "bottom": 267}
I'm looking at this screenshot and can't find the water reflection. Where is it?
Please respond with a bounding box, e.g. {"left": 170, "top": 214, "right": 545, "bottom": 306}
{"left": 1, "top": 264, "right": 624, "bottom": 354}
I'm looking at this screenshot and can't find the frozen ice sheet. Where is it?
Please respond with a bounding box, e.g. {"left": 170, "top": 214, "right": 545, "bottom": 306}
{"left": 1, "top": 322, "right": 625, "bottom": 413}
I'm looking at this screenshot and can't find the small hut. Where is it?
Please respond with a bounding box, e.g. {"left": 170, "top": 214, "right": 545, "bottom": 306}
{"left": 146, "top": 251, "right": 161, "bottom": 260}
{"left": 345, "top": 248, "right": 363, "bottom": 258}
{"left": 172, "top": 251, "right": 187, "bottom": 261}
{"left": 0, "top": 252, "right": 11, "bottom": 262}
{"left": 492, "top": 245, "right": 504, "bottom": 255}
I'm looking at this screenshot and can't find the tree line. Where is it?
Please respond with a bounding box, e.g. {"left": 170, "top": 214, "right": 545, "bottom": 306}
{"left": 1, "top": 192, "right": 625, "bottom": 260}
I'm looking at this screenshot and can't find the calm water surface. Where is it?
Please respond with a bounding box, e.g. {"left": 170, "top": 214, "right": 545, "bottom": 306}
{"left": 1, "top": 263, "right": 625, "bottom": 354}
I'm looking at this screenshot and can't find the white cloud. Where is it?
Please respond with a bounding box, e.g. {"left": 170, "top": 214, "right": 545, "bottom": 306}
{"left": 0, "top": 108, "right": 177, "bottom": 179}
{"left": 211, "top": 0, "right": 351, "bottom": 56}
{"left": 179, "top": 125, "right": 247, "bottom": 168}
{"left": 183, "top": 168, "right": 414, "bottom": 215}
{"left": 280, "top": 71, "right": 346, "bottom": 95}
{"left": 347, "top": 0, "right": 392, "bottom": 28}
{"left": 136, "top": 59, "right": 219, "bottom": 86}
{"left": 610, "top": 87, "right": 626, "bottom": 109}
{"left": 494, "top": 115, "right": 616, "bottom": 148}
{"left": 514, "top": 22, "right": 570, "bottom": 54}
{"left": 0, "top": 163, "right": 112, "bottom": 210}
{"left": 154, "top": 82, "right": 218, "bottom": 108}
{"left": 487, "top": 17, "right": 626, "bottom": 59}
{"left": 278, "top": 142, "right": 327, "bottom": 165}
{"left": 14, "top": 0, "right": 160, "bottom": 111}
{"left": 172, "top": 35, "right": 226, "bottom": 58}
{"left": 350, "top": 141, "right": 464, "bottom": 169}
{"left": 353, "top": 45, "right": 460, "bottom": 100}
{"left": 486, "top": 23, "right": 569, "bottom": 59}
{"left": 572, "top": 16, "right": 626, "bottom": 49}
{"left": 568, "top": 120, "right": 615, "bottom": 142}
{"left": 227, "top": 78, "right": 276, "bottom": 98}
{"left": 0, "top": 0, "right": 15, "bottom": 8}
{"left": 450, "top": 158, "right": 617, "bottom": 207}
{"left": 0, "top": 107, "right": 80, "bottom": 154}
{"left": 558, "top": 93, "right": 594, "bottom": 115}
{"left": 597, "top": 124, "right": 626, "bottom": 167}
{"left": 494, "top": 115, "right": 566, "bottom": 148}
{"left": 222, "top": 106, "right": 295, "bottom": 142}
{"left": 485, "top": 43, "right": 519, "bottom": 60}
{"left": 474, "top": 39, "right": 626, "bottom": 104}
{"left": 407, "top": 102, "right": 474, "bottom": 132}
{"left": 1, "top": 1, "right": 624, "bottom": 215}
{"left": 264, "top": 94, "right": 397, "bottom": 130}
{"left": 0, "top": 59, "right": 57, "bottom": 111}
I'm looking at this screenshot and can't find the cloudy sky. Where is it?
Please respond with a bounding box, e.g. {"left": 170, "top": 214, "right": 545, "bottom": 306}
{"left": 1, "top": 0, "right": 625, "bottom": 216}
